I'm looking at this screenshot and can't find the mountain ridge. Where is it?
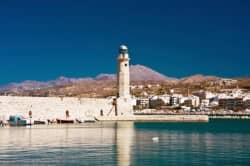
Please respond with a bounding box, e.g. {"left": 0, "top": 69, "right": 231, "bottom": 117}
{"left": 180, "top": 74, "right": 220, "bottom": 84}
{"left": 0, "top": 64, "right": 236, "bottom": 93}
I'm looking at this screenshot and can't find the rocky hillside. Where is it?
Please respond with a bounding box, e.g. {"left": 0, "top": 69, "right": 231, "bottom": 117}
{"left": 95, "top": 74, "right": 116, "bottom": 81}
{"left": 237, "top": 77, "right": 250, "bottom": 89}
{"left": 0, "top": 65, "right": 176, "bottom": 93}
{"left": 0, "top": 77, "right": 93, "bottom": 93}
{"left": 94, "top": 65, "right": 176, "bottom": 82}
{"left": 179, "top": 74, "right": 220, "bottom": 84}
{"left": 130, "top": 65, "right": 176, "bottom": 82}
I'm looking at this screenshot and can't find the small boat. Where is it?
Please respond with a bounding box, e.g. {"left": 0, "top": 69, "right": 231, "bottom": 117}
{"left": 8, "top": 115, "right": 31, "bottom": 126}
{"left": 34, "top": 120, "right": 46, "bottom": 125}
{"left": 84, "top": 119, "right": 96, "bottom": 123}
{"left": 0, "top": 120, "right": 4, "bottom": 127}
{"left": 75, "top": 119, "right": 83, "bottom": 123}
{"left": 47, "top": 119, "right": 57, "bottom": 124}
{"left": 0, "top": 116, "right": 8, "bottom": 126}
{"left": 56, "top": 119, "right": 74, "bottom": 124}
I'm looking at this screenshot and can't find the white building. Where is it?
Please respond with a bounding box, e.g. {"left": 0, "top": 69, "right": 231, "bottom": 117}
{"left": 205, "top": 92, "right": 217, "bottom": 99}
{"left": 201, "top": 99, "right": 210, "bottom": 107}
{"left": 231, "top": 89, "right": 244, "bottom": 98}
{"left": 170, "top": 94, "right": 182, "bottom": 106}
{"left": 136, "top": 98, "right": 149, "bottom": 107}
{"left": 181, "top": 95, "right": 200, "bottom": 108}
{"left": 218, "top": 79, "right": 238, "bottom": 86}
{"left": 243, "top": 95, "right": 250, "bottom": 108}
{"left": 159, "top": 95, "right": 171, "bottom": 105}
{"left": 148, "top": 95, "right": 171, "bottom": 108}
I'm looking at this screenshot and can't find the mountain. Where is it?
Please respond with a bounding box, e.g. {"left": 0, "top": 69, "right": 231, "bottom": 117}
{"left": 237, "top": 77, "right": 250, "bottom": 89}
{"left": 95, "top": 74, "right": 116, "bottom": 81}
{"left": 49, "top": 76, "right": 93, "bottom": 86}
{"left": 0, "top": 77, "right": 93, "bottom": 93}
{"left": 0, "top": 81, "right": 50, "bottom": 93}
{"left": 0, "top": 64, "right": 174, "bottom": 93}
{"left": 95, "top": 65, "right": 177, "bottom": 82}
{"left": 130, "top": 65, "right": 176, "bottom": 82}
{"left": 179, "top": 74, "right": 220, "bottom": 84}
{"left": 0, "top": 65, "right": 228, "bottom": 94}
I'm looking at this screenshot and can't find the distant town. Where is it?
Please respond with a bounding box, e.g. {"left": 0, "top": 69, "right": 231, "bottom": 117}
{"left": 132, "top": 78, "right": 250, "bottom": 115}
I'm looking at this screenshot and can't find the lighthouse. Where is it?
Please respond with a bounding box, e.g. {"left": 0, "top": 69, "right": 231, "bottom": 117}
{"left": 115, "top": 45, "right": 133, "bottom": 116}
{"left": 117, "top": 45, "right": 130, "bottom": 98}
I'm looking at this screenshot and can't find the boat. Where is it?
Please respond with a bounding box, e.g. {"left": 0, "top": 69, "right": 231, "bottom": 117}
{"left": 0, "top": 120, "right": 4, "bottom": 127}
{"left": 84, "top": 118, "right": 96, "bottom": 123}
{"left": 0, "top": 116, "right": 8, "bottom": 127}
{"left": 47, "top": 119, "right": 57, "bottom": 124}
{"left": 34, "top": 120, "right": 46, "bottom": 125}
{"left": 8, "top": 115, "right": 31, "bottom": 126}
{"left": 56, "top": 119, "right": 74, "bottom": 124}
{"left": 75, "top": 118, "right": 83, "bottom": 123}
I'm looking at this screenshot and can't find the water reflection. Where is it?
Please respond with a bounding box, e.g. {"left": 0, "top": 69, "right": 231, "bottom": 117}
{"left": 115, "top": 122, "right": 135, "bottom": 166}
{"left": 0, "top": 124, "right": 115, "bottom": 148}
{"left": 0, "top": 122, "right": 135, "bottom": 165}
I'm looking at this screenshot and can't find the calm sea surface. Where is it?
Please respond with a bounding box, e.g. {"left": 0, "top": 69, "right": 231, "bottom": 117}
{"left": 0, "top": 120, "right": 250, "bottom": 166}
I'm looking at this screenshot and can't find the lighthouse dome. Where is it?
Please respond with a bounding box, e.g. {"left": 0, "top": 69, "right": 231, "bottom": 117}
{"left": 119, "top": 45, "right": 127, "bottom": 50}
{"left": 119, "top": 45, "right": 128, "bottom": 54}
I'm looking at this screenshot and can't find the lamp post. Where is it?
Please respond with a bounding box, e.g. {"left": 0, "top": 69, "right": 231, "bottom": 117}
{"left": 28, "top": 110, "right": 32, "bottom": 125}
{"left": 66, "top": 110, "right": 70, "bottom": 120}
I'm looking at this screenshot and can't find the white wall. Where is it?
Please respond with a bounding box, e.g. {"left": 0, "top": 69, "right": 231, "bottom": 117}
{"left": 0, "top": 96, "right": 113, "bottom": 121}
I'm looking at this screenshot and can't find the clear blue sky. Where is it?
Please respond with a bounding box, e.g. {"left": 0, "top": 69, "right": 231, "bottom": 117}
{"left": 0, "top": 0, "right": 249, "bottom": 85}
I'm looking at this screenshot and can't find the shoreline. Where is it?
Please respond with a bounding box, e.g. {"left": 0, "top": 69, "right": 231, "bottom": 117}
{"left": 95, "top": 115, "right": 209, "bottom": 122}
{"left": 134, "top": 113, "right": 250, "bottom": 120}
{"left": 209, "top": 116, "right": 250, "bottom": 119}
{"left": 2, "top": 115, "right": 250, "bottom": 127}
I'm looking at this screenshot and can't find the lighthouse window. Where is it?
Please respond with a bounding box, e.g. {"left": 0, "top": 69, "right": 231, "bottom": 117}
{"left": 125, "top": 63, "right": 127, "bottom": 67}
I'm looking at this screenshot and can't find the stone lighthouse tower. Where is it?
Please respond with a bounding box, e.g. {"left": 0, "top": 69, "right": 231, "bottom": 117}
{"left": 117, "top": 45, "right": 130, "bottom": 98}
{"left": 115, "top": 45, "right": 133, "bottom": 116}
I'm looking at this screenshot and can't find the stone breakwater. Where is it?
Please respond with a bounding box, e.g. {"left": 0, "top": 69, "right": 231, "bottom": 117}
{"left": 0, "top": 96, "right": 113, "bottom": 121}
{"left": 96, "top": 115, "right": 209, "bottom": 122}
{"left": 0, "top": 96, "right": 209, "bottom": 122}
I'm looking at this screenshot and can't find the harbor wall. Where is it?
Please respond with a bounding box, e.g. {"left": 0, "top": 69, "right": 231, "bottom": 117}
{"left": 96, "top": 115, "right": 209, "bottom": 122}
{"left": 0, "top": 96, "right": 113, "bottom": 121}
{"left": 209, "top": 115, "right": 250, "bottom": 119}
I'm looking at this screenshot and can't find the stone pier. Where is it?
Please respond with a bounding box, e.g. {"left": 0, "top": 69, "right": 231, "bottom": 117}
{"left": 96, "top": 115, "right": 209, "bottom": 122}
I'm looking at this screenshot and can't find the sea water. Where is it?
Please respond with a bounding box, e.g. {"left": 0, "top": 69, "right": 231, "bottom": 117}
{"left": 0, "top": 120, "right": 250, "bottom": 165}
